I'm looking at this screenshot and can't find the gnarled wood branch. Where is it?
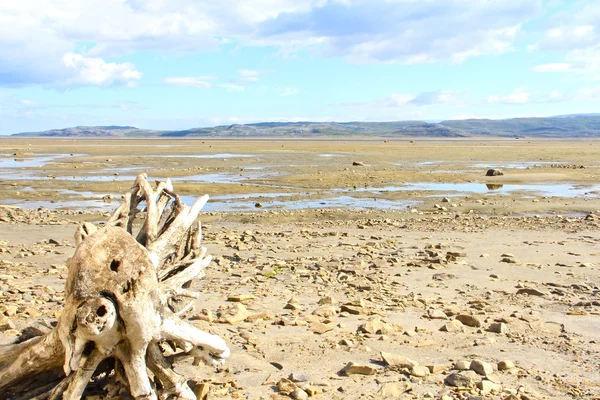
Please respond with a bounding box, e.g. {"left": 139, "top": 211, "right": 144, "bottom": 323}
{"left": 0, "top": 174, "right": 229, "bottom": 400}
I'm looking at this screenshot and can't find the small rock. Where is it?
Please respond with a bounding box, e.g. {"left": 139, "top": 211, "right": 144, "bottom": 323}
{"left": 277, "top": 378, "right": 297, "bottom": 394}
{"left": 488, "top": 322, "right": 508, "bottom": 334}
{"left": 428, "top": 309, "right": 448, "bottom": 320}
{"left": 352, "top": 161, "right": 365, "bottom": 166}
{"left": 227, "top": 294, "right": 257, "bottom": 303}
{"left": 456, "top": 314, "right": 482, "bottom": 328}
{"left": 318, "top": 296, "right": 337, "bottom": 305}
{"left": 380, "top": 352, "right": 418, "bottom": 369}
{"left": 411, "top": 365, "right": 430, "bottom": 377}
{"left": 359, "top": 317, "right": 403, "bottom": 335}
{"left": 516, "top": 287, "right": 546, "bottom": 296}
{"left": 305, "top": 386, "right": 323, "bottom": 396}
{"left": 291, "top": 388, "right": 309, "bottom": 400}
{"left": 377, "top": 382, "right": 412, "bottom": 397}
{"left": 340, "top": 362, "right": 377, "bottom": 376}
{"left": 497, "top": 360, "right": 515, "bottom": 371}
{"left": 217, "top": 303, "right": 249, "bottom": 325}
{"left": 470, "top": 360, "right": 494, "bottom": 377}
{"left": 310, "top": 321, "right": 334, "bottom": 334}
{"left": 477, "top": 380, "right": 503, "bottom": 394}
{"left": 486, "top": 169, "right": 503, "bottom": 176}
{"left": 0, "top": 315, "right": 15, "bottom": 331}
{"left": 289, "top": 373, "right": 309, "bottom": 383}
{"left": 454, "top": 360, "right": 471, "bottom": 371}
{"left": 445, "top": 372, "right": 474, "bottom": 388}
{"left": 440, "top": 319, "right": 465, "bottom": 332}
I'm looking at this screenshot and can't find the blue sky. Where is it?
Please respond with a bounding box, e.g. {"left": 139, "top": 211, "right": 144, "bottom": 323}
{"left": 1, "top": 0, "right": 600, "bottom": 134}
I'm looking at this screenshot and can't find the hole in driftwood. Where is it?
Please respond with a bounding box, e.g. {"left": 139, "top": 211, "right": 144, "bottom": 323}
{"left": 110, "top": 259, "right": 120, "bottom": 272}
{"left": 97, "top": 305, "right": 107, "bottom": 317}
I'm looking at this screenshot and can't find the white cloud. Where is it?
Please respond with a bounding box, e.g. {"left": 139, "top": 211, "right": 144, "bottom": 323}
{"left": 258, "top": 0, "right": 539, "bottom": 63}
{"left": 0, "top": 0, "right": 541, "bottom": 88}
{"left": 60, "top": 53, "right": 141, "bottom": 87}
{"left": 487, "top": 88, "right": 532, "bottom": 104}
{"left": 163, "top": 76, "right": 217, "bottom": 88}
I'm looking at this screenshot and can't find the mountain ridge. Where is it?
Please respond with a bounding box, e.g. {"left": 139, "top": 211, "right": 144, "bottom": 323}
{"left": 11, "top": 114, "right": 600, "bottom": 138}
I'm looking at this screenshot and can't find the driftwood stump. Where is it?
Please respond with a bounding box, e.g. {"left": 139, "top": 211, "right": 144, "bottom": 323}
{"left": 0, "top": 174, "right": 230, "bottom": 400}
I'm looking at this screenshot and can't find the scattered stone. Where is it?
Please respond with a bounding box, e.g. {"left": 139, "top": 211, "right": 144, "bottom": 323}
{"left": 318, "top": 296, "right": 337, "bottom": 305}
{"left": 440, "top": 319, "right": 465, "bottom": 332}
{"left": 291, "top": 388, "right": 309, "bottom": 400}
{"left": 310, "top": 321, "right": 334, "bottom": 334}
{"left": 191, "top": 382, "right": 210, "bottom": 400}
{"left": 227, "top": 294, "right": 257, "bottom": 303}
{"left": 497, "top": 360, "right": 515, "bottom": 371}
{"left": 516, "top": 287, "right": 547, "bottom": 296}
{"left": 284, "top": 298, "right": 302, "bottom": 310}
{"left": 470, "top": 360, "right": 494, "bottom": 377}
{"left": 456, "top": 314, "right": 482, "bottom": 328}
{"left": 477, "top": 380, "right": 502, "bottom": 394}
{"left": 359, "top": 317, "right": 402, "bottom": 335}
{"left": 340, "top": 362, "right": 377, "bottom": 376}
{"left": 427, "top": 309, "right": 448, "bottom": 320}
{"left": 445, "top": 372, "right": 474, "bottom": 388}
{"left": 277, "top": 378, "right": 297, "bottom": 394}
{"left": 312, "top": 305, "right": 338, "bottom": 317}
{"left": 426, "top": 364, "right": 447, "bottom": 374}
{"left": 377, "top": 382, "right": 412, "bottom": 397}
{"left": 340, "top": 299, "right": 367, "bottom": 315}
{"left": 305, "top": 386, "right": 323, "bottom": 396}
{"left": 411, "top": 365, "right": 430, "bottom": 377}
{"left": 454, "top": 360, "right": 471, "bottom": 371}
{"left": 380, "top": 352, "right": 418, "bottom": 369}
{"left": 486, "top": 169, "right": 503, "bottom": 176}
{"left": 488, "top": 322, "right": 508, "bottom": 334}
{"left": 217, "top": 303, "right": 249, "bottom": 325}
{"left": 289, "top": 373, "right": 309, "bottom": 383}
{"left": 0, "top": 315, "right": 15, "bottom": 331}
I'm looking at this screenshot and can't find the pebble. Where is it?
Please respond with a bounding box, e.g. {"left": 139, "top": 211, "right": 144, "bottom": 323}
{"left": 470, "top": 360, "right": 494, "bottom": 377}
{"left": 445, "top": 372, "right": 474, "bottom": 388}
{"left": 488, "top": 322, "right": 508, "bottom": 334}
{"left": 456, "top": 314, "right": 482, "bottom": 328}
{"left": 454, "top": 360, "right": 471, "bottom": 370}
{"left": 340, "top": 362, "right": 377, "bottom": 376}
{"left": 497, "top": 360, "right": 515, "bottom": 371}
{"left": 380, "top": 352, "right": 418, "bottom": 369}
{"left": 440, "top": 319, "right": 465, "bottom": 332}
{"left": 377, "top": 382, "right": 412, "bottom": 397}
{"left": 411, "top": 365, "right": 430, "bottom": 377}
{"left": 291, "top": 388, "right": 309, "bottom": 400}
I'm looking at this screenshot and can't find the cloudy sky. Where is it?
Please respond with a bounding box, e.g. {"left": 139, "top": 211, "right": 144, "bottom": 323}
{"left": 1, "top": 0, "right": 599, "bottom": 134}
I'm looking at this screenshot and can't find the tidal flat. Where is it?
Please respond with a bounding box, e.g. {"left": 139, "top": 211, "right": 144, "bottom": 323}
{"left": 1, "top": 137, "right": 600, "bottom": 217}
{"left": 0, "top": 138, "right": 599, "bottom": 399}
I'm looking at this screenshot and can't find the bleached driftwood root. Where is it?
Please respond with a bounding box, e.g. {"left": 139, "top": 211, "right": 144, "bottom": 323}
{"left": 0, "top": 174, "right": 229, "bottom": 399}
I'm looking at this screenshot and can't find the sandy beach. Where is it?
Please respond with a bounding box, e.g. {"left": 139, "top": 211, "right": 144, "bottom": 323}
{"left": 1, "top": 138, "right": 599, "bottom": 399}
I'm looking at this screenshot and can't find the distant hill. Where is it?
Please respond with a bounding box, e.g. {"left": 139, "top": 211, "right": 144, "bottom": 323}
{"left": 11, "top": 115, "right": 600, "bottom": 138}
{"left": 13, "top": 125, "right": 163, "bottom": 137}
